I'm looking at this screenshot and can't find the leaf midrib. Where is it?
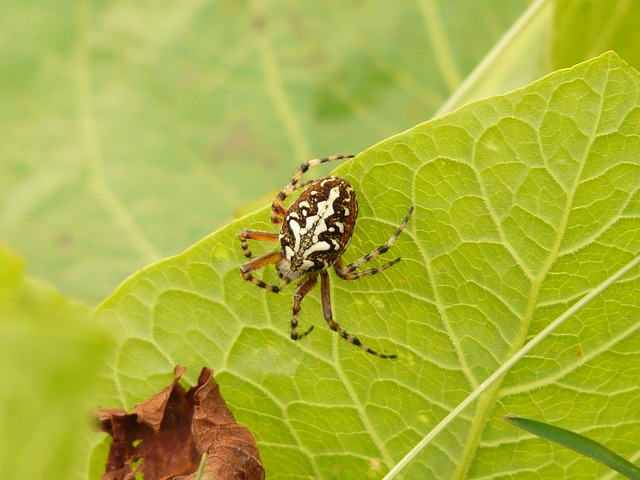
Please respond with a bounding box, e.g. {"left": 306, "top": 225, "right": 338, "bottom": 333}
{"left": 451, "top": 69, "right": 608, "bottom": 479}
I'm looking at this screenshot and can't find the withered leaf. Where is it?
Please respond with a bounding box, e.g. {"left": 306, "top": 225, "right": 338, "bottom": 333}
{"left": 97, "top": 366, "right": 264, "bottom": 480}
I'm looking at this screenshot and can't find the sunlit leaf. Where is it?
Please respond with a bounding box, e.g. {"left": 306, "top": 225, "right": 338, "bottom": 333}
{"left": 92, "top": 53, "right": 640, "bottom": 479}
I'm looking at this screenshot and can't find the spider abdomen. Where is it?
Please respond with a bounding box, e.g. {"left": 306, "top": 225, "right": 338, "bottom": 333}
{"left": 278, "top": 176, "right": 358, "bottom": 278}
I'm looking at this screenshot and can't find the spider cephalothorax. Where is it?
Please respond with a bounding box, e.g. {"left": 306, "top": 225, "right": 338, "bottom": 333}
{"left": 239, "top": 155, "right": 412, "bottom": 358}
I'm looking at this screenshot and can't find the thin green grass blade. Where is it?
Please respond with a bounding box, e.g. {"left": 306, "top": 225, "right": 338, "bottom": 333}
{"left": 503, "top": 415, "right": 640, "bottom": 480}
{"left": 195, "top": 454, "right": 206, "bottom": 480}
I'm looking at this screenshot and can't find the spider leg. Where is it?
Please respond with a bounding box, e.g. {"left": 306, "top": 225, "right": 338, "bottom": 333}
{"left": 291, "top": 274, "right": 317, "bottom": 340}
{"left": 319, "top": 271, "right": 396, "bottom": 358}
{"left": 335, "top": 206, "right": 413, "bottom": 280}
{"left": 333, "top": 257, "right": 400, "bottom": 280}
{"left": 270, "top": 154, "right": 356, "bottom": 224}
{"left": 240, "top": 250, "right": 289, "bottom": 293}
{"left": 239, "top": 229, "right": 279, "bottom": 259}
{"left": 290, "top": 178, "right": 314, "bottom": 192}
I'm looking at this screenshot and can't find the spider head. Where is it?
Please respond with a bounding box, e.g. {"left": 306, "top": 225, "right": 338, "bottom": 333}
{"left": 275, "top": 257, "right": 304, "bottom": 282}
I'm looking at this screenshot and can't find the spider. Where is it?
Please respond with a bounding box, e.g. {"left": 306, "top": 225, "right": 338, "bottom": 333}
{"left": 239, "top": 154, "right": 413, "bottom": 358}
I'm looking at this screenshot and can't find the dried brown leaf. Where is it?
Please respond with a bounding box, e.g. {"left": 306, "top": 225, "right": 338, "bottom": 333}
{"left": 97, "top": 366, "right": 264, "bottom": 480}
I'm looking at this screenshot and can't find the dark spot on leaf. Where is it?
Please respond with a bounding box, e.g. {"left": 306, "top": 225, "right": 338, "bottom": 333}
{"left": 56, "top": 233, "right": 74, "bottom": 249}
{"left": 96, "top": 366, "right": 264, "bottom": 480}
{"left": 251, "top": 13, "right": 267, "bottom": 32}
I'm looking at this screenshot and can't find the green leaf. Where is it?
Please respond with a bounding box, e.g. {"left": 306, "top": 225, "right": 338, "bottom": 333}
{"left": 92, "top": 52, "right": 640, "bottom": 479}
{"left": 0, "top": 246, "right": 113, "bottom": 480}
{"left": 0, "top": 1, "right": 530, "bottom": 303}
{"left": 503, "top": 416, "right": 640, "bottom": 479}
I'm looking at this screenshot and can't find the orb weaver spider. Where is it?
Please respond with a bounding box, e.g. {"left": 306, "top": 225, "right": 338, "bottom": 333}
{"left": 239, "top": 155, "right": 413, "bottom": 358}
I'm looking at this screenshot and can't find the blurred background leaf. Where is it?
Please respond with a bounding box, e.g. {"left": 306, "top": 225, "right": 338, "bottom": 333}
{"left": 550, "top": 0, "right": 640, "bottom": 70}
{"left": 0, "top": 246, "right": 113, "bottom": 479}
{"left": 0, "top": 0, "right": 531, "bottom": 303}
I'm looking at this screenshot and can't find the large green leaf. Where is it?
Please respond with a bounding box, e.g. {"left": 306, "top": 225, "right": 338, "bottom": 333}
{"left": 0, "top": 246, "right": 112, "bottom": 480}
{"left": 92, "top": 52, "right": 640, "bottom": 478}
{"left": 0, "top": 1, "right": 530, "bottom": 303}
